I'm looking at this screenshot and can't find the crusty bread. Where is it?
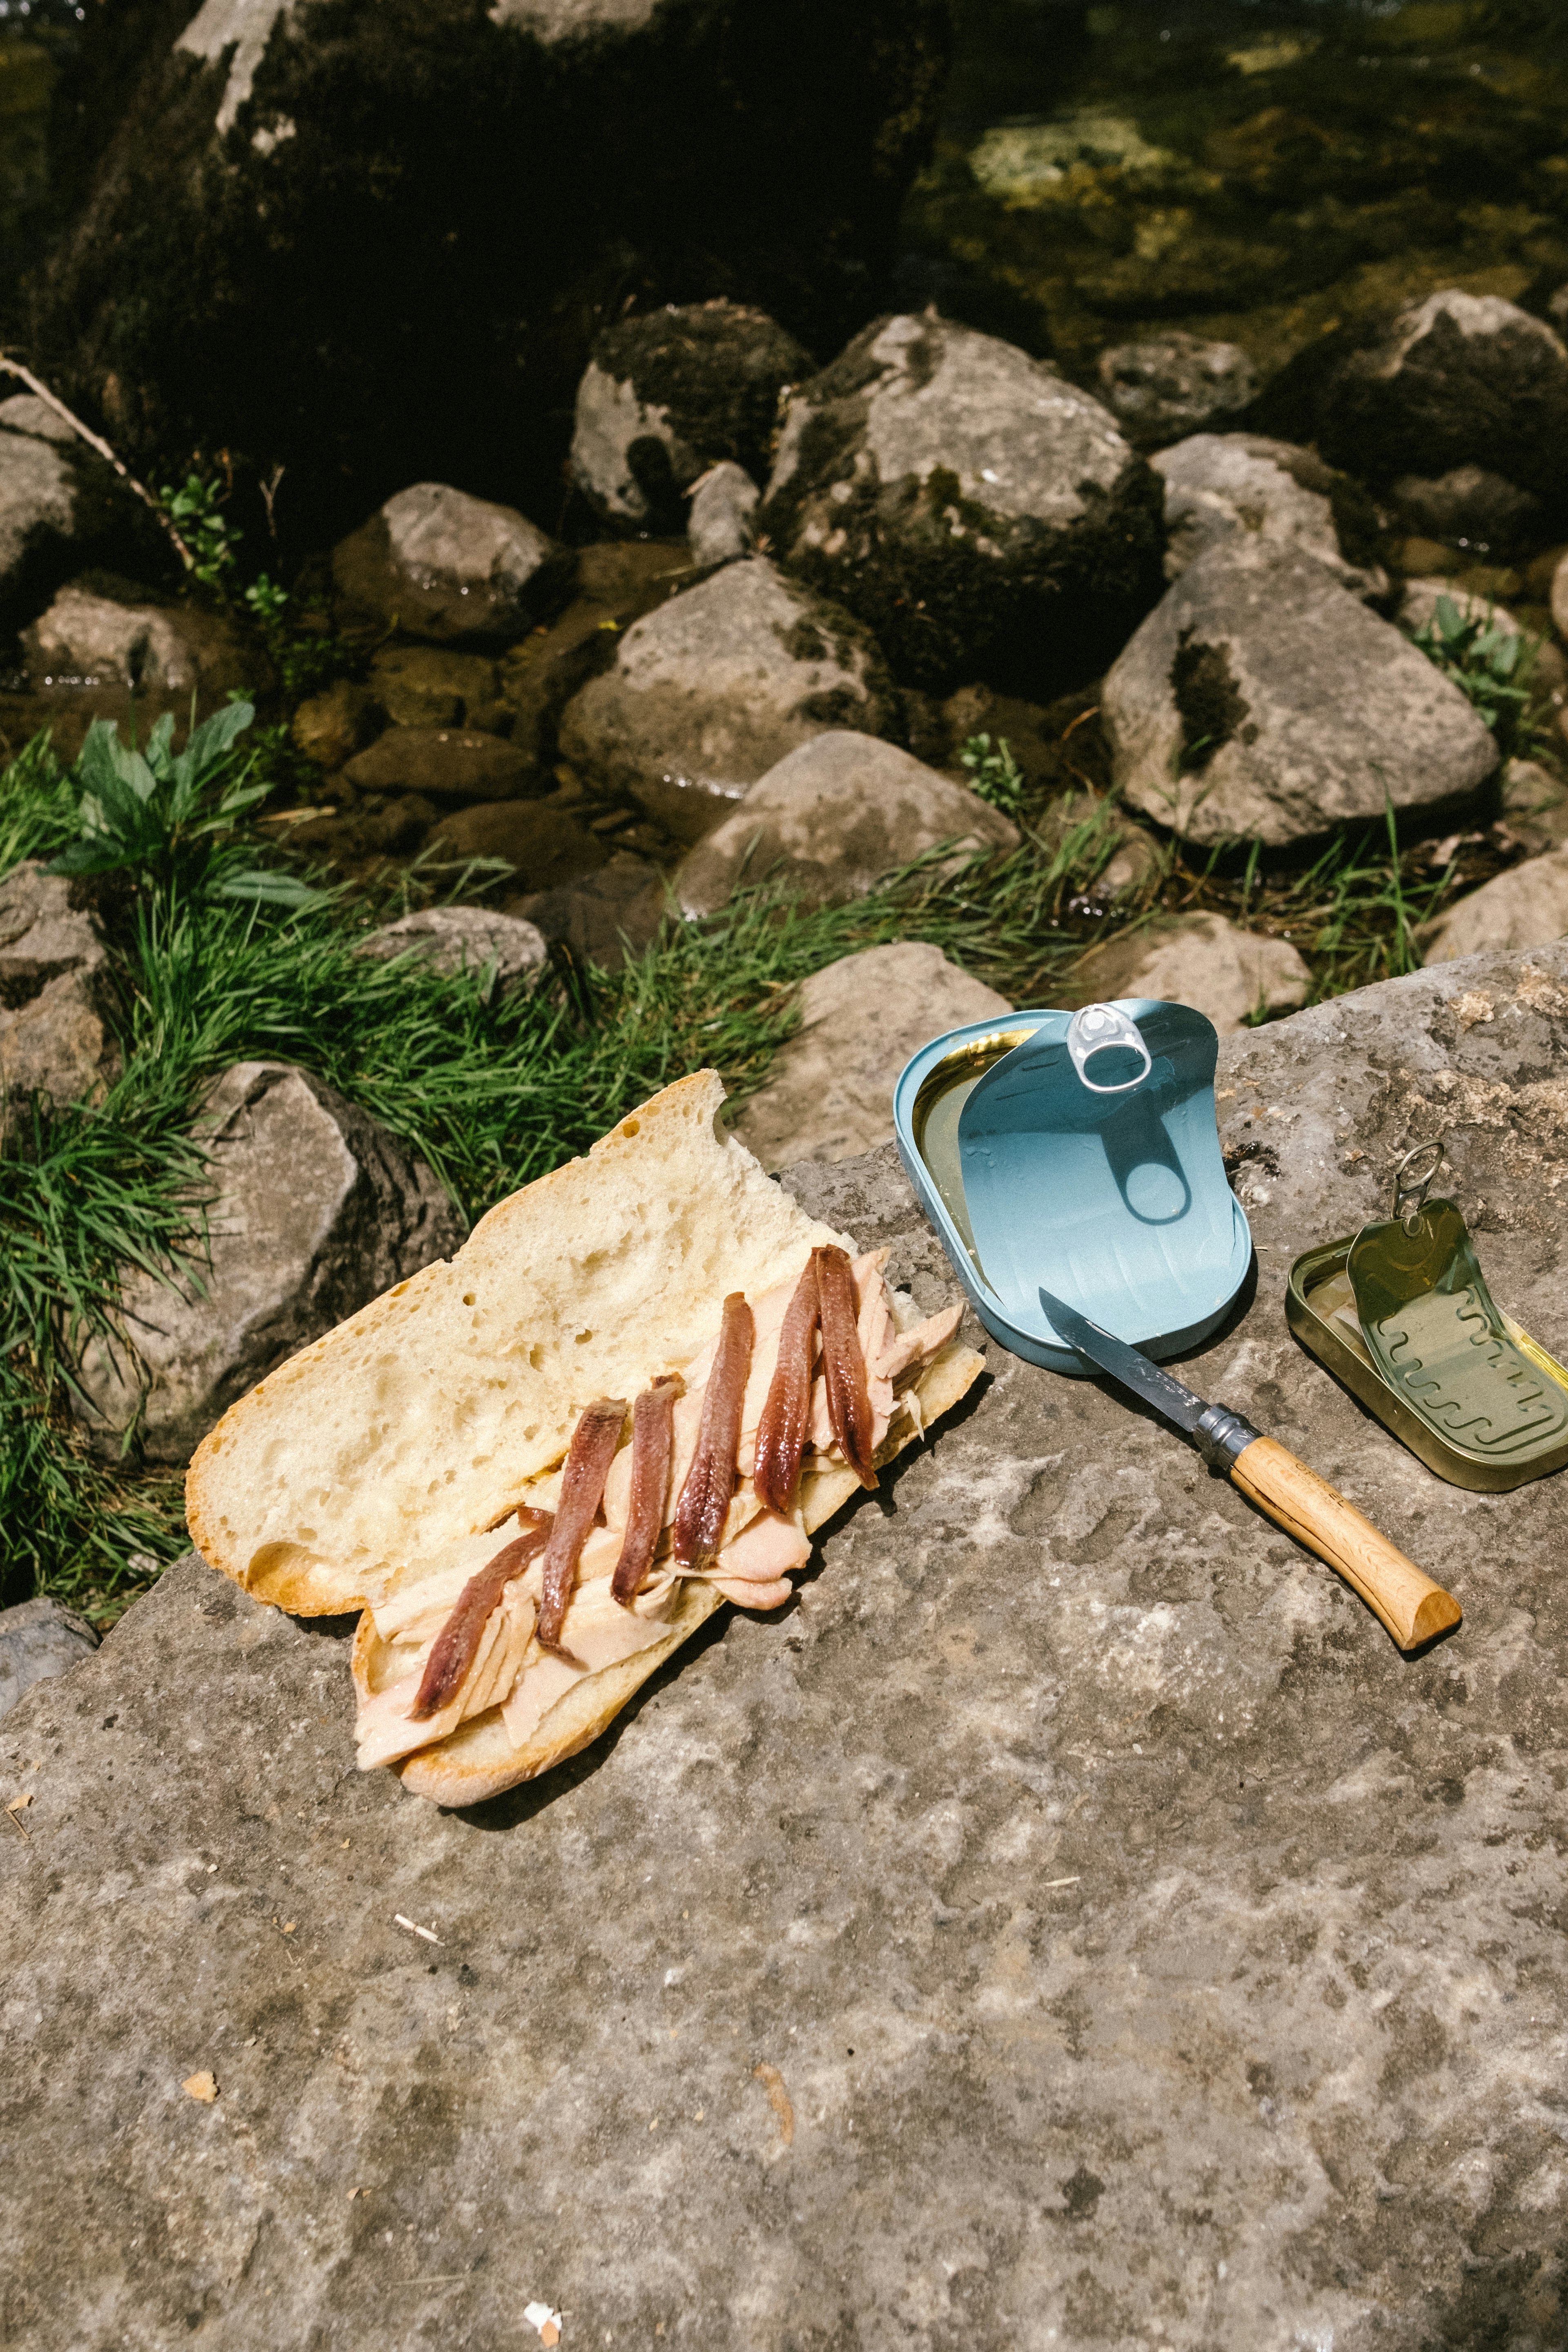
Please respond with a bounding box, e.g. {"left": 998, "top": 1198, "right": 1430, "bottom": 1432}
{"left": 186, "top": 1071, "right": 849, "bottom": 1614}
{"left": 186, "top": 1067, "right": 986, "bottom": 1808}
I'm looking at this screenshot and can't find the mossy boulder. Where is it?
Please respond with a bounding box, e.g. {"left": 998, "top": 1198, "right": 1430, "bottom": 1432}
{"left": 36, "top": 0, "right": 951, "bottom": 547}
{"left": 759, "top": 312, "right": 1165, "bottom": 695}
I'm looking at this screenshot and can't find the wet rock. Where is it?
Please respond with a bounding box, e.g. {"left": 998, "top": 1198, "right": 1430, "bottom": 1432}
{"left": 733, "top": 941, "right": 1012, "bottom": 1171}
{"left": 1319, "top": 292, "right": 1568, "bottom": 501}
{"left": 1104, "top": 541, "right": 1498, "bottom": 849}
{"left": 332, "top": 486, "right": 574, "bottom": 647}
{"left": 15, "top": 946, "right": 1568, "bottom": 2345}
{"left": 38, "top": 0, "right": 948, "bottom": 546}
{"left": 0, "top": 405, "right": 162, "bottom": 633}
{"left": 290, "top": 679, "right": 383, "bottom": 771}
{"left": 0, "top": 1598, "right": 98, "bottom": 1724}
{"left": 1070, "top": 910, "right": 1312, "bottom": 1034}
{"left": 1495, "top": 757, "right": 1568, "bottom": 857}
{"left": 1551, "top": 550, "right": 1568, "bottom": 644}
{"left": 571, "top": 301, "right": 809, "bottom": 531}
{"left": 1096, "top": 331, "right": 1258, "bottom": 448}
{"left": 73, "top": 1062, "right": 463, "bottom": 1465}
{"left": 22, "top": 578, "right": 261, "bottom": 706}
{"left": 1422, "top": 848, "right": 1568, "bottom": 965}
{"left": 687, "top": 463, "right": 760, "bottom": 567}
{"left": 341, "top": 727, "right": 539, "bottom": 807}
{"left": 761, "top": 312, "right": 1165, "bottom": 693}
{"left": 1153, "top": 432, "right": 1386, "bottom": 601}
{"left": 557, "top": 557, "right": 899, "bottom": 845}
{"left": 368, "top": 646, "right": 506, "bottom": 734}
{"left": 428, "top": 800, "right": 610, "bottom": 894}
{"left": 0, "top": 860, "right": 120, "bottom": 1114}
{"left": 1391, "top": 466, "right": 1542, "bottom": 559}
{"left": 675, "top": 729, "right": 1018, "bottom": 917}
{"left": 497, "top": 539, "right": 695, "bottom": 774}
{"left": 283, "top": 795, "right": 442, "bottom": 873}
{"left": 355, "top": 905, "right": 547, "bottom": 989}
{"left": 510, "top": 852, "right": 668, "bottom": 967}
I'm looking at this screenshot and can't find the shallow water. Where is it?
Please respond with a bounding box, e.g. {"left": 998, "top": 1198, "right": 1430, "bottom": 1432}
{"left": 897, "top": 0, "right": 1568, "bottom": 385}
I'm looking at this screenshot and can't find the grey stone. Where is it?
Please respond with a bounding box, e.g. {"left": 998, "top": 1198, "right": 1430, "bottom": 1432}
{"left": 1390, "top": 465, "right": 1542, "bottom": 558}
{"left": 733, "top": 940, "right": 1012, "bottom": 1171}
{"left": 761, "top": 310, "right": 1165, "bottom": 692}
{"left": 332, "top": 484, "right": 575, "bottom": 646}
{"left": 21, "top": 581, "right": 261, "bottom": 703}
{"left": 1070, "top": 909, "right": 1313, "bottom": 1034}
{"left": 354, "top": 906, "right": 548, "bottom": 987}
{"left": 0, "top": 860, "right": 120, "bottom": 1112}
{"left": 676, "top": 729, "right": 1018, "bottom": 917}
{"left": 687, "top": 461, "right": 760, "bottom": 566}
{"left": 428, "top": 799, "right": 611, "bottom": 893}
{"left": 367, "top": 645, "right": 505, "bottom": 733}
{"left": 1096, "top": 330, "right": 1258, "bottom": 447}
{"left": 510, "top": 850, "right": 669, "bottom": 967}
{"left": 557, "top": 557, "right": 900, "bottom": 844}
{"left": 1495, "top": 757, "right": 1568, "bottom": 857}
{"left": 0, "top": 1597, "right": 98, "bottom": 1723}
{"left": 1153, "top": 431, "right": 1387, "bottom": 601}
{"left": 1104, "top": 541, "right": 1499, "bottom": 848}
{"left": 12, "top": 946, "right": 1568, "bottom": 2344}
{"left": 0, "top": 419, "right": 158, "bottom": 630}
{"left": 1319, "top": 290, "right": 1568, "bottom": 497}
{"left": 1399, "top": 577, "right": 1527, "bottom": 642}
{"left": 340, "top": 725, "right": 540, "bottom": 807}
{"left": 570, "top": 301, "right": 808, "bottom": 531}
{"left": 73, "top": 1062, "right": 465, "bottom": 1464}
{"left": 1422, "top": 846, "right": 1568, "bottom": 965}
{"left": 38, "top": 0, "right": 946, "bottom": 554}
{"left": 1550, "top": 548, "right": 1568, "bottom": 644}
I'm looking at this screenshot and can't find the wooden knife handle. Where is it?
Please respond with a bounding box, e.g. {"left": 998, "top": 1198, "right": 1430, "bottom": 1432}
{"left": 1227, "top": 1434, "right": 1461, "bottom": 1650}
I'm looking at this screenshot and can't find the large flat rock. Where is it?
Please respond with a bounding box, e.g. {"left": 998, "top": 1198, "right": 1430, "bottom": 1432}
{"left": 8, "top": 948, "right": 1568, "bottom": 2347}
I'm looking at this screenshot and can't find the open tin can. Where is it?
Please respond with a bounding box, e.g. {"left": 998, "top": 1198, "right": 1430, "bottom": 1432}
{"left": 1288, "top": 1141, "right": 1568, "bottom": 1491}
{"left": 893, "top": 1000, "right": 1253, "bottom": 1375}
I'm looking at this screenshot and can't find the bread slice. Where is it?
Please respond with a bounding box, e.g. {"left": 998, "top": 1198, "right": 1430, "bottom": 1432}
{"left": 186, "top": 1068, "right": 985, "bottom": 1807}
{"left": 186, "top": 1070, "right": 849, "bottom": 1613}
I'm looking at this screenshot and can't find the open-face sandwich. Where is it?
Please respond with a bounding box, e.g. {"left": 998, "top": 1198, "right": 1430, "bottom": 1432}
{"left": 186, "top": 1071, "right": 983, "bottom": 1806}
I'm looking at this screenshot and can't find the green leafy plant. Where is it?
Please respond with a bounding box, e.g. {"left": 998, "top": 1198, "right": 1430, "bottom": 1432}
{"left": 158, "top": 472, "right": 243, "bottom": 596}
{"left": 960, "top": 731, "right": 1027, "bottom": 817}
{"left": 1412, "top": 593, "right": 1538, "bottom": 758}
{"left": 47, "top": 703, "right": 325, "bottom": 909}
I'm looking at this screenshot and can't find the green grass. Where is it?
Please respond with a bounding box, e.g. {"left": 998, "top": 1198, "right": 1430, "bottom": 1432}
{"left": 0, "top": 705, "right": 1506, "bottom": 1625}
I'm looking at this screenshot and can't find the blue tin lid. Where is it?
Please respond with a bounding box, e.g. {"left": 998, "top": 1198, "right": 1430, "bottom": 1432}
{"left": 893, "top": 1000, "right": 1253, "bottom": 1376}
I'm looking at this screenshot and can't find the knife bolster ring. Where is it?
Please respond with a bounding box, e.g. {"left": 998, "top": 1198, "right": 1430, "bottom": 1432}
{"left": 1194, "top": 1404, "right": 1261, "bottom": 1472}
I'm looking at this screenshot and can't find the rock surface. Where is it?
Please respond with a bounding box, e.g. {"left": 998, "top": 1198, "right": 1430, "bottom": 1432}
{"left": 11, "top": 947, "right": 1568, "bottom": 2345}
{"left": 1390, "top": 465, "right": 1541, "bottom": 559}
{"left": 558, "top": 557, "right": 899, "bottom": 844}
{"left": 1153, "top": 432, "right": 1386, "bottom": 600}
{"left": 0, "top": 405, "right": 160, "bottom": 629}
{"left": 761, "top": 311, "right": 1165, "bottom": 692}
{"left": 332, "top": 486, "right": 573, "bottom": 647}
{"left": 509, "top": 851, "right": 668, "bottom": 967}
{"left": 571, "top": 301, "right": 809, "bottom": 530}
{"left": 687, "top": 461, "right": 761, "bottom": 566}
{"left": 1104, "top": 542, "right": 1499, "bottom": 848}
{"left": 367, "top": 645, "right": 506, "bottom": 734}
{"left": 733, "top": 941, "right": 1012, "bottom": 1170}
{"left": 354, "top": 906, "right": 548, "bottom": 988}
{"left": 1095, "top": 331, "right": 1258, "bottom": 448}
{"left": 1069, "top": 910, "right": 1313, "bottom": 1034}
{"left": 341, "top": 726, "right": 539, "bottom": 807}
{"left": 37, "top": 0, "right": 948, "bottom": 543}
{"left": 1318, "top": 291, "right": 1568, "bottom": 501}
{"left": 0, "top": 859, "right": 120, "bottom": 1113}
{"left": 676, "top": 729, "right": 1018, "bottom": 917}
{"left": 0, "top": 1597, "right": 98, "bottom": 1724}
{"left": 15, "top": 579, "right": 266, "bottom": 756}
{"left": 1423, "top": 847, "right": 1568, "bottom": 966}
{"left": 74, "top": 1062, "right": 464, "bottom": 1465}
{"left": 428, "top": 800, "right": 610, "bottom": 894}
{"left": 290, "top": 679, "right": 383, "bottom": 771}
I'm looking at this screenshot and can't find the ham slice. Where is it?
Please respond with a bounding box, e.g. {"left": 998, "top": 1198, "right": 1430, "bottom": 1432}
{"left": 410, "top": 1510, "right": 552, "bottom": 1719}
{"left": 501, "top": 1574, "right": 677, "bottom": 1748}
{"left": 356, "top": 1578, "right": 537, "bottom": 1769}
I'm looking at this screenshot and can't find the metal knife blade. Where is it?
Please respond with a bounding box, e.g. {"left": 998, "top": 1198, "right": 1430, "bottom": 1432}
{"left": 1038, "top": 1285, "right": 1210, "bottom": 1436}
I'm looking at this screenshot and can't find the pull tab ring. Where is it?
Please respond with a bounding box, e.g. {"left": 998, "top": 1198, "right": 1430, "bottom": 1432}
{"left": 1066, "top": 1002, "right": 1153, "bottom": 1096}
{"left": 1392, "top": 1137, "right": 1444, "bottom": 1234}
